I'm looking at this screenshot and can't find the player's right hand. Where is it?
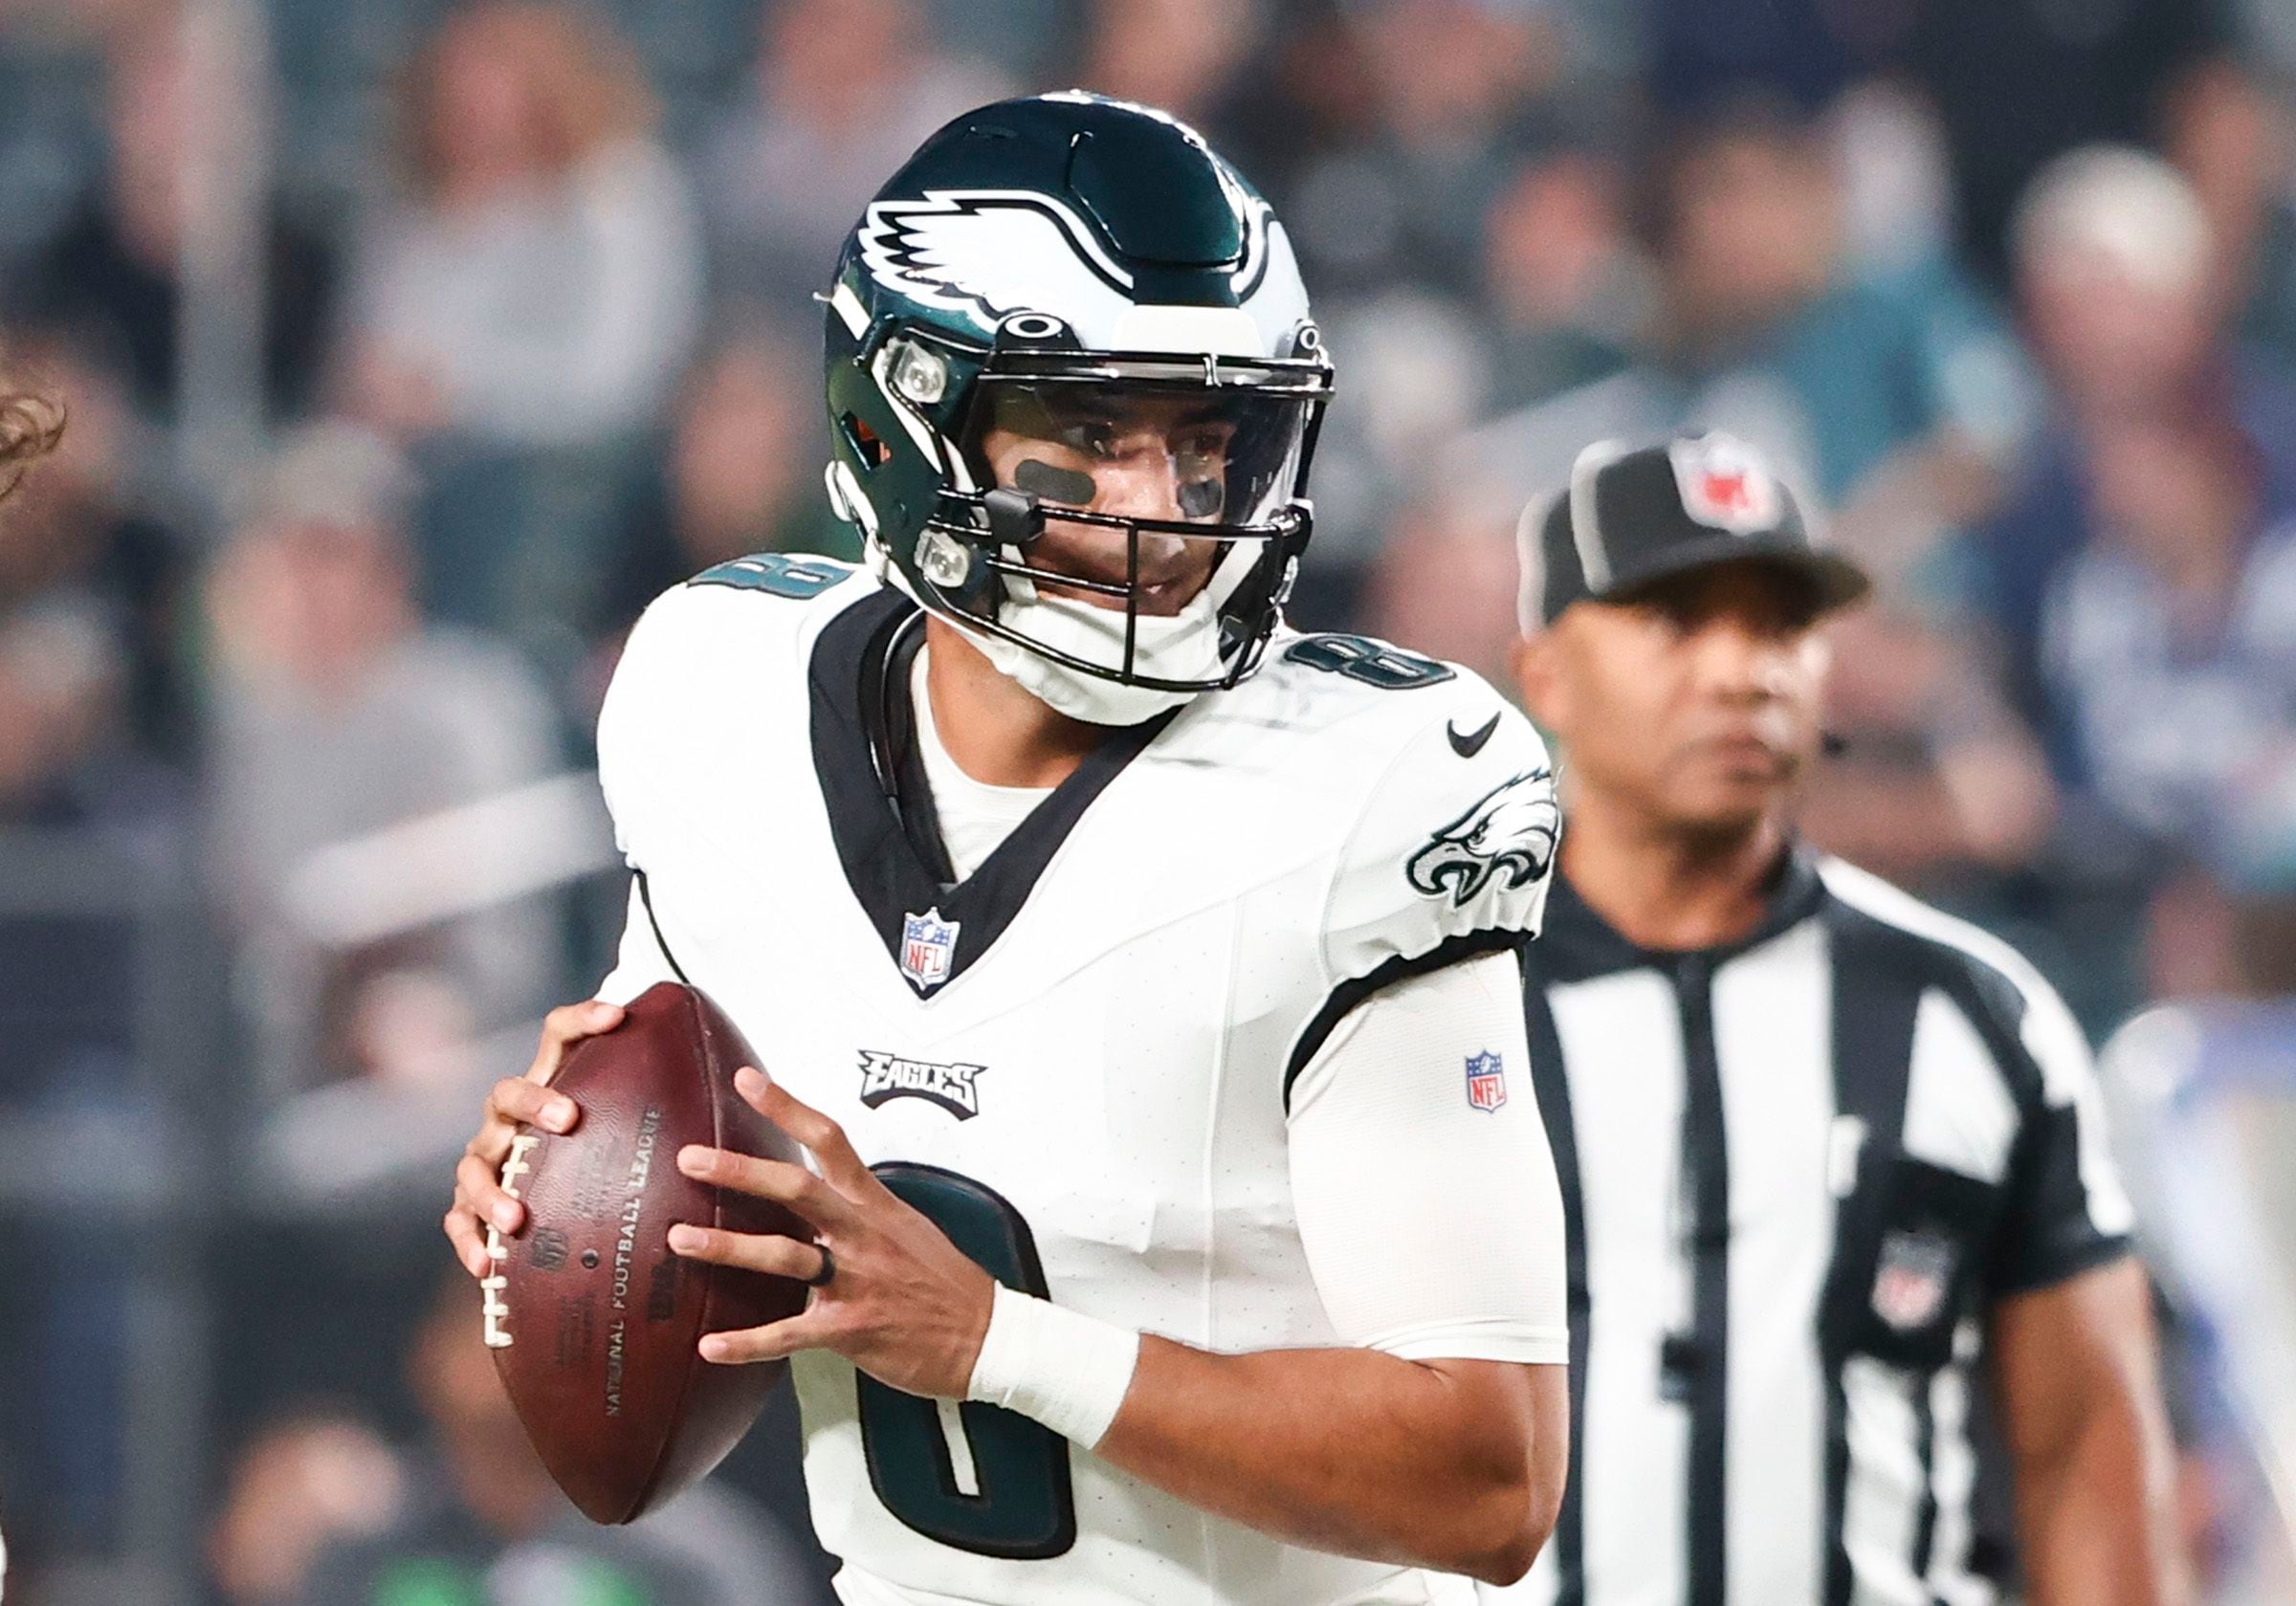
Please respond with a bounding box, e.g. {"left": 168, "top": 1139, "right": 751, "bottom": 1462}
{"left": 444, "top": 999, "right": 623, "bottom": 1277}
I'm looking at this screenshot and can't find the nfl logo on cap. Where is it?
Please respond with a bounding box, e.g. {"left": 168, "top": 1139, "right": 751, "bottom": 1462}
{"left": 1465, "top": 1050, "right": 1508, "bottom": 1112}
{"left": 1668, "top": 432, "right": 1782, "bottom": 534}
{"left": 900, "top": 908, "right": 960, "bottom": 992}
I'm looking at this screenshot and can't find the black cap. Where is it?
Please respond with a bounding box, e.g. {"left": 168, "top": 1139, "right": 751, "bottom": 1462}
{"left": 1519, "top": 432, "right": 1871, "bottom": 628}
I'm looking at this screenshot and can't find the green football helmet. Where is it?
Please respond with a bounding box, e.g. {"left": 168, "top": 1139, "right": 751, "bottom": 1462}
{"left": 819, "top": 92, "right": 1334, "bottom": 725}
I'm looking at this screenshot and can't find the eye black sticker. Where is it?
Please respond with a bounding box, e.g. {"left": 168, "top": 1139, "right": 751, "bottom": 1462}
{"left": 1013, "top": 458, "right": 1096, "bottom": 506}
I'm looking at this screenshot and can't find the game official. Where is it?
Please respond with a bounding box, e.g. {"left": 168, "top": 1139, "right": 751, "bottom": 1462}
{"left": 1490, "top": 433, "right": 2186, "bottom": 1606}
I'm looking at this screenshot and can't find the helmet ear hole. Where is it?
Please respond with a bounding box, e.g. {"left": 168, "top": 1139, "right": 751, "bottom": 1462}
{"left": 841, "top": 412, "right": 889, "bottom": 471}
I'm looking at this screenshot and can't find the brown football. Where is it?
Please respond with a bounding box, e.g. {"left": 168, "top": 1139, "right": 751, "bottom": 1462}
{"left": 482, "top": 980, "right": 811, "bottom": 1524}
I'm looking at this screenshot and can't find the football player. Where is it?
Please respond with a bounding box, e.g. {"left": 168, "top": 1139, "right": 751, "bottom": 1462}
{"left": 445, "top": 94, "right": 1570, "bottom": 1606}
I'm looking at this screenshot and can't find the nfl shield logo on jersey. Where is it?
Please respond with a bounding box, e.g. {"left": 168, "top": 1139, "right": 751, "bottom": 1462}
{"left": 1465, "top": 1050, "right": 1508, "bottom": 1112}
{"left": 1871, "top": 1229, "right": 1957, "bottom": 1331}
{"left": 899, "top": 908, "right": 960, "bottom": 992}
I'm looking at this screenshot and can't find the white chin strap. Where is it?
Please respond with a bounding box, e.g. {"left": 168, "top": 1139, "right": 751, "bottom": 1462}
{"left": 946, "top": 583, "right": 1225, "bottom": 726}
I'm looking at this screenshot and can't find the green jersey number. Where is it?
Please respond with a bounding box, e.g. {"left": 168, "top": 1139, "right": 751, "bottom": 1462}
{"left": 1284, "top": 633, "right": 1455, "bottom": 690}
{"left": 688, "top": 553, "right": 853, "bottom": 600}
{"left": 855, "top": 1164, "right": 1077, "bottom": 1559}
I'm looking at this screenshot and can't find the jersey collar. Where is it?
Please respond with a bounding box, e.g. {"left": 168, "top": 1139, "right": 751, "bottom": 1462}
{"left": 1532, "top": 847, "right": 1827, "bottom": 985}
{"left": 808, "top": 587, "right": 1176, "bottom": 1001}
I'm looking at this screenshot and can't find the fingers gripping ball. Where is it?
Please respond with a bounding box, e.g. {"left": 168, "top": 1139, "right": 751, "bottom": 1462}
{"left": 479, "top": 1133, "right": 542, "bottom": 1342}
{"left": 482, "top": 981, "right": 812, "bottom": 1523}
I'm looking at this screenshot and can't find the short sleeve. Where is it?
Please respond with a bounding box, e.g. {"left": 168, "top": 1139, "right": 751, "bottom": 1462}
{"left": 1320, "top": 689, "right": 1559, "bottom": 990}
{"left": 1982, "top": 967, "right": 2138, "bottom": 1296}
{"left": 1288, "top": 950, "right": 1567, "bottom": 1363}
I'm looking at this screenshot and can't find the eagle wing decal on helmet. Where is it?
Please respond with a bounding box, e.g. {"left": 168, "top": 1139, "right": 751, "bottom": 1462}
{"left": 1406, "top": 769, "right": 1560, "bottom": 909}
{"left": 857, "top": 189, "right": 1139, "bottom": 333}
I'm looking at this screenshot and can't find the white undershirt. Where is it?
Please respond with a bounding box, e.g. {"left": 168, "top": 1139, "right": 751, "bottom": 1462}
{"left": 912, "top": 648, "right": 1052, "bottom": 883}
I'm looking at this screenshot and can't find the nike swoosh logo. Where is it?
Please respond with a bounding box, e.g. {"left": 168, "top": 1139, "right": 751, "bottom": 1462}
{"left": 1447, "top": 713, "right": 1501, "bottom": 759}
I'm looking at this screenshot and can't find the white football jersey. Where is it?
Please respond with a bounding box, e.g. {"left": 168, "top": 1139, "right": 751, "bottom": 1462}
{"left": 593, "top": 556, "right": 1561, "bottom": 1606}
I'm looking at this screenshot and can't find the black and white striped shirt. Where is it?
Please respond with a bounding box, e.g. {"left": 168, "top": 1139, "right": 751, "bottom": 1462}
{"left": 1489, "top": 851, "right": 2135, "bottom": 1606}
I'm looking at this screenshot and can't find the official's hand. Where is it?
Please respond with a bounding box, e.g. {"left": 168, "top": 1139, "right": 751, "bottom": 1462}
{"left": 442, "top": 999, "right": 624, "bottom": 1277}
{"left": 668, "top": 1066, "right": 997, "bottom": 1399}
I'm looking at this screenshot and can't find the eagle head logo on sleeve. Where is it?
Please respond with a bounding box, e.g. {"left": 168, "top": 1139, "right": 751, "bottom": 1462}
{"left": 1406, "top": 769, "right": 1559, "bottom": 909}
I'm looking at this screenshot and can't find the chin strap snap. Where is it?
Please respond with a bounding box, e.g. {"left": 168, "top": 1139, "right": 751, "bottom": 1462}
{"left": 982, "top": 487, "right": 1048, "bottom": 549}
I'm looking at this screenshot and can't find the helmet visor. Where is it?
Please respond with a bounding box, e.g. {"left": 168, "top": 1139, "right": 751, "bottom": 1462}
{"left": 964, "top": 375, "right": 1315, "bottom": 534}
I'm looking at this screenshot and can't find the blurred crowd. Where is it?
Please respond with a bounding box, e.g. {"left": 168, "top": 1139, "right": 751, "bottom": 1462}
{"left": 0, "top": 0, "right": 2294, "bottom": 1602}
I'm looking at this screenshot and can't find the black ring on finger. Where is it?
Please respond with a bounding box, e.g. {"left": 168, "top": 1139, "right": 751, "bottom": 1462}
{"left": 804, "top": 1246, "right": 835, "bottom": 1287}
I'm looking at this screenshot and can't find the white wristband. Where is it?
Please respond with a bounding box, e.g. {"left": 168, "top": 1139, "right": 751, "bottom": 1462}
{"left": 965, "top": 1283, "right": 1141, "bottom": 1450}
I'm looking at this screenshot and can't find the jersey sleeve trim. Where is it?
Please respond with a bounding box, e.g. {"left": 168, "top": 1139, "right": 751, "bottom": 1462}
{"left": 1363, "top": 1315, "right": 1570, "bottom": 1366}
{"left": 1280, "top": 929, "right": 1524, "bottom": 1111}
{"left": 634, "top": 869, "right": 694, "bottom": 988}
{"left": 1983, "top": 1229, "right": 2134, "bottom": 1298}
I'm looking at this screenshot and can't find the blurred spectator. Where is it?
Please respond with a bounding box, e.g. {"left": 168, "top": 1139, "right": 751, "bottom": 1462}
{"left": 600, "top": 326, "right": 854, "bottom": 664}
{"left": 0, "top": 580, "right": 182, "bottom": 1574}
{"left": 0, "top": 591, "right": 169, "bottom": 835}
{"left": 2040, "top": 413, "right": 2296, "bottom": 898}
{"left": 1265, "top": 0, "right": 1557, "bottom": 299}
{"left": 1449, "top": 99, "right": 2028, "bottom": 592}
{"left": 199, "top": 423, "right": 562, "bottom": 1099}
{"left": 0, "top": 343, "right": 180, "bottom": 834}
{"left": 209, "top": 1408, "right": 406, "bottom": 1605}
{"left": 1829, "top": 78, "right": 1960, "bottom": 286}
{"left": 1896, "top": 0, "right": 2237, "bottom": 287}
{"left": 1357, "top": 495, "right": 1523, "bottom": 686}
{"left": 1644, "top": 0, "right": 1869, "bottom": 120}
{"left": 210, "top": 1272, "right": 828, "bottom": 1606}
{"left": 2014, "top": 147, "right": 2238, "bottom": 427}
{"left": 1793, "top": 604, "right": 2057, "bottom": 888}
{"left": 2104, "top": 978, "right": 2296, "bottom": 1606}
{"left": 1478, "top": 148, "right": 1644, "bottom": 413}
{"left": 1982, "top": 146, "right": 2296, "bottom": 781}
{"left": 8, "top": 11, "right": 338, "bottom": 426}
{"left": 0, "top": 337, "right": 191, "bottom": 756}
{"left": 1073, "top": 0, "right": 1261, "bottom": 129}
{"left": 2166, "top": 59, "right": 2296, "bottom": 373}
{"left": 1212, "top": 1, "right": 1379, "bottom": 200}
{"left": 700, "top": 0, "right": 1004, "bottom": 319}
{"left": 338, "top": 1, "right": 703, "bottom": 450}
{"left": 1312, "top": 289, "right": 1497, "bottom": 627}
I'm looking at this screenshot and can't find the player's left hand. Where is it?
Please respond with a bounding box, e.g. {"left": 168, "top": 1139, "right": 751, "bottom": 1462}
{"left": 667, "top": 1066, "right": 996, "bottom": 1399}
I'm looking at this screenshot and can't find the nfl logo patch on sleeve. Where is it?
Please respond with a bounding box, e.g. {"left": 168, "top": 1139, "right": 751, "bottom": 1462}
{"left": 1465, "top": 1050, "right": 1508, "bottom": 1112}
{"left": 1871, "top": 1229, "right": 1956, "bottom": 1331}
{"left": 900, "top": 908, "right": 960, "bottom": 992}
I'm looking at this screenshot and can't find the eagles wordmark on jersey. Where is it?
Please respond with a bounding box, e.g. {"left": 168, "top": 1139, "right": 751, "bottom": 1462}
{"left": 596, "top": 559, "right": 1559, "bottom": 1605}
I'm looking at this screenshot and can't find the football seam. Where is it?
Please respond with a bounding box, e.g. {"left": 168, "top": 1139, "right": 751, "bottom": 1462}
{"left": 622, "top": 982, "right": 721, "bottom": 1523}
